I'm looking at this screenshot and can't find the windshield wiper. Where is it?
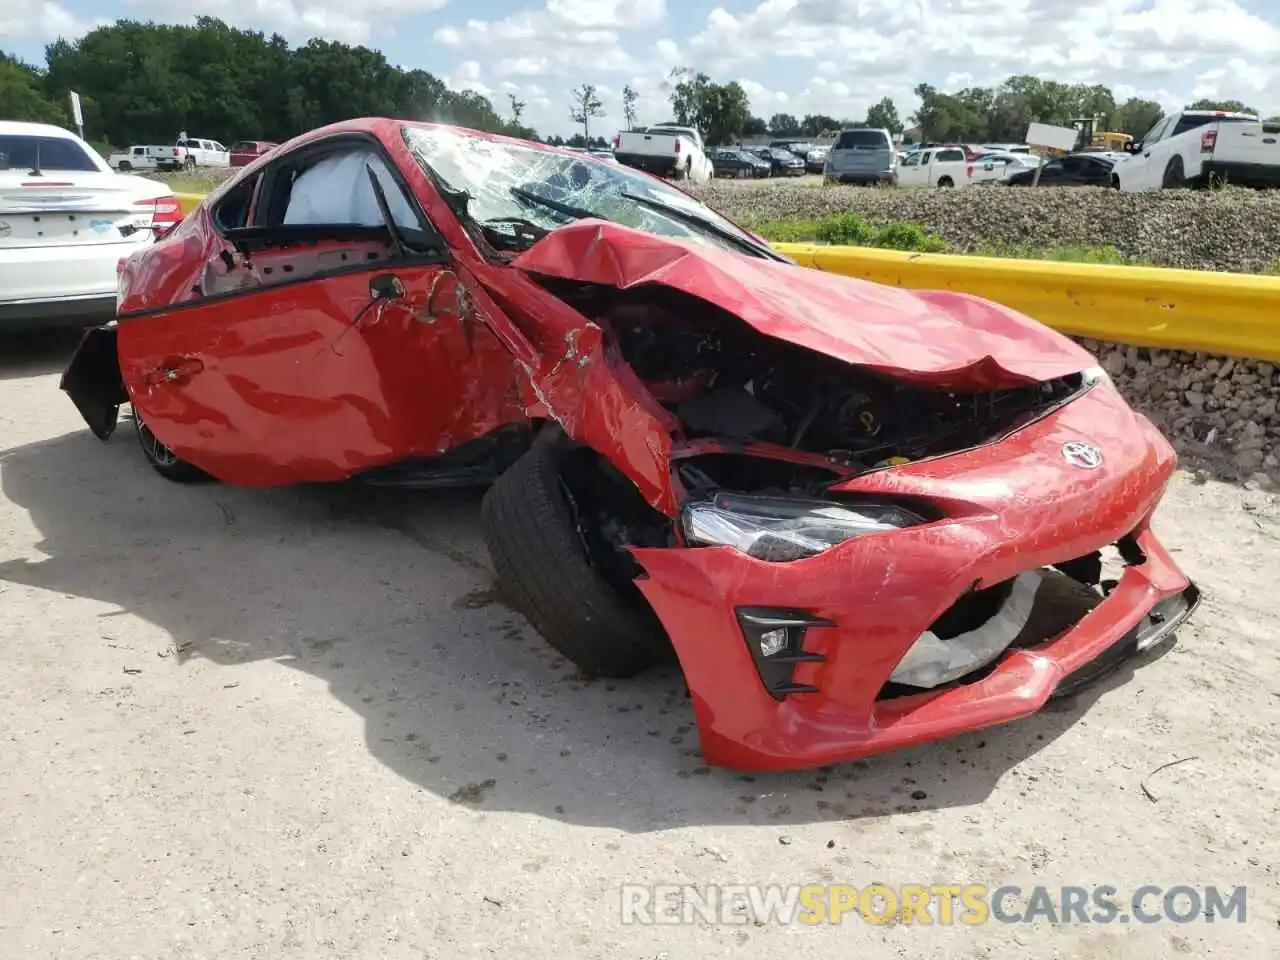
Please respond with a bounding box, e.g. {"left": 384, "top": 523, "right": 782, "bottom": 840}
{"left": 619, "top": 192, "right": 775, "bottom": 256}
{"left": 509, "top": 185, "right": 599, "bottom": 224}
{"left": 478, "top": 216, "right": 550, "bottom": 251}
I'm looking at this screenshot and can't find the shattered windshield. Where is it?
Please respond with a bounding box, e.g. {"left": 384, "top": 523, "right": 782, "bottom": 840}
{"left": 402, "top": 125, "right": 769, "bottom": 256}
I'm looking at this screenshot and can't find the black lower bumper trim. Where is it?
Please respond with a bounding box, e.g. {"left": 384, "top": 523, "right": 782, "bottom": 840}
{"left": 1051, "top": 582, "right": 1201, "bottom": 699}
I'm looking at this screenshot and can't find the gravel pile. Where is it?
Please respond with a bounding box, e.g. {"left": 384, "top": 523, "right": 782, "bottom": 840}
{"left": 1083, "top": 342, "right": 1280, "bottom": 487}
{"left": 688, "top": 183, "right": 1280, "bottom": 274}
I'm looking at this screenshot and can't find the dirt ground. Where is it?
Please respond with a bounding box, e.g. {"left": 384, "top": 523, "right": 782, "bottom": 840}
{"left": 0, "top": 331, "right": 1276, "bottom": 959}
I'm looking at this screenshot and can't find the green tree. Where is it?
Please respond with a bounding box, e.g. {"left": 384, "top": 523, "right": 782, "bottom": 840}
{"left": 741, "top": 115, "right": 767, "bottom": 136}
{"left": 863, "top": 97, "right": 900, "bottom": 134}
{"left": 667, "top": 68, "right": 750, "bottom": 144}
{"left": 767, "top": 113, "right": 799, "bottom": 136}
{"left": 800, "top": 113, "right": 839, "bottom": 137}
{"left": 508, "top": 93, "right": 526, "bottom": 125}
{"left": 0, "top": 53, "right": 64, "bottom": 125}
{"left": 32, "top": 18, "right": 531, "bottom": 146}
{"left": 621, "top": 84, "right": 638, "bottom": 130}
{"left": 569, "top": 83, "right": 604, "bottom": 142}
{"left": 1185, "top": 98, "right": 1257, "bottom": 114}
{"left": 1110, "top": 98, "right": 1164, "bottom": 137}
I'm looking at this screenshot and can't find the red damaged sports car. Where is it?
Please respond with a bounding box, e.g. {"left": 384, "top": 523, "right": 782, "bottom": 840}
{"left": 60, "top": 118, "right": 1200, "bottom": 772}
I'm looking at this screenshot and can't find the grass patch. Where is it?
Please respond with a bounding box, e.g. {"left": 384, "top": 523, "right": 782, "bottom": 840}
{"left": 749, "top": 212, "right": 947, "bottom": 252}
{"left": 143, "top": 169, "right": 235, "bottom": 194}
{"left": 973, "top": 242, "right": 1128, "bottom": 265}
{"left": 750, "top": 213, "right": 1140, "bottom": 265}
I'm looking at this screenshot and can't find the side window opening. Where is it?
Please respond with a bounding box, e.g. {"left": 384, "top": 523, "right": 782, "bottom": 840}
{"left": 199, "top": 143, "right": 444, "bottom": 298}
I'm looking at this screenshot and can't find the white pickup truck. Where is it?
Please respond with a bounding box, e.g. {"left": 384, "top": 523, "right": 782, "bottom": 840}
{"left": 1113, "top": 110, "right": 1280, "bottom": 191}
{"left": 611, "top": 124, "right": 714, "bottom": 183}
{"left": 118, "top": 138, "right": 231, "bottom": 173}
{"left": 896, "top": 145, "right": 974, "bottom": 188}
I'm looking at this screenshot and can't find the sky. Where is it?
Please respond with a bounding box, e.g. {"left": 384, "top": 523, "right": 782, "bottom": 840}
{"left": 3, "top": 0, "right": 1280, "bottom": 137}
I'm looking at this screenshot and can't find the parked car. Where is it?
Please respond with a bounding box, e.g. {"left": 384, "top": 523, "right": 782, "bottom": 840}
{"left": 613, "top": 124, "right": 714, "bottom": 182}
{"left": 1005, "top": 152, "right": 1116, "bottom": 187}
{"left": 823, "top": 128, "right": 896, "bottom": 185}
{"left": 803, "top": 144, "right": 829, "bottom": 173}
{"left": 895, "top": 145, "right": 973, "bottom": 188}
{"left": 60, "top": 118, "right": 1200, "bottom": 772}
{"left": 709, "top": 148, "right": 771, "bottom": 178}
{"left": 970, "top": 150, "right": 1042, "bottom": 184}
{"left": 750, "top": 146, "right": 805, "bottom": 176}
{"left": 108, "top": 145, "right": 162, "bottom": 172}
{"left": 137, "top": 138, "right": 231, "bottom": 172}
{"left": 1113, "top": 109, "right": 1280, "bottom": 191}
{"left": 229, "top": 140, "right": 279, "bottom": 167}
{"left": 768, "top": 139, "right": 813, "bottom": 160}
{"left": 0, "top": 121, "right": 184, "bottom": 329}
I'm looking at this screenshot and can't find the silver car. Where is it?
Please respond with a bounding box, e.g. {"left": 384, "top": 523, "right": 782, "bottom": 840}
{"left": 823, "top": 128, "right": 896, "bottom": 186}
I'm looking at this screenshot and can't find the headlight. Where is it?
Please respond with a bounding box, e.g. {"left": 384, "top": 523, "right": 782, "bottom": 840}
{"left": 680, "top": 492, "right": 927, "bottom": 562}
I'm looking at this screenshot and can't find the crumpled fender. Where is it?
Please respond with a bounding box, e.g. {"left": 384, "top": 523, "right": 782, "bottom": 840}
{"left": 511, "top": 220, "right": 1096, "bottom": 391}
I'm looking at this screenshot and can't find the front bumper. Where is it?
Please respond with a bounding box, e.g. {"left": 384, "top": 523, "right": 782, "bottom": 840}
{"left": 631, "top": 382, "right": 1196, "bottom": 771}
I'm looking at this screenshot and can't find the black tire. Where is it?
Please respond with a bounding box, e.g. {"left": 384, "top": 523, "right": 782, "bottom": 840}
{"left": 133, "top": 410, "right": 210, "bottom": 483}
{"left": 118, "top": 161, "right": 132, "bottom": 171}
{"left": 480, "top": 444, "right": 672, "bottom": 677}
{"left": 1161, "top": 157, "right": 1184, "bottom": 189}
{"left": 937, "top": 176, "right": 954, "bottom": 188}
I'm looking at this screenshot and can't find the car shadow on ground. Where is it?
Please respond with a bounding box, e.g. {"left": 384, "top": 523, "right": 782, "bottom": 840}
{"left": 0, "top": 424, "right": 1179, "bottom": 833}
{"left": 0, "top": 329, "right": 86, "bottom": 382}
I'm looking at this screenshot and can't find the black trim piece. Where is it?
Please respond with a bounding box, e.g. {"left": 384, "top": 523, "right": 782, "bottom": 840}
{"left": 736, "top": 605, "right": 834, "bottom": 700}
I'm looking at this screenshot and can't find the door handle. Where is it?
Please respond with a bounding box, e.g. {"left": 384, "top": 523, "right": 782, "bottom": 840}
{"left": 145, "top": 357, "right": 203, "bottom": 386}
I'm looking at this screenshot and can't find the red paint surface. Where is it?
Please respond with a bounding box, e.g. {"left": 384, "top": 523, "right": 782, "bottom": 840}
{"left": 512, "top": 220, "right": 1097, "bottom": 390}
{"left": 632, "top": 384, "right": 1189, "bottom": 771}
{"left": 97, "top": 118, "right": 1194, "bottom": 769}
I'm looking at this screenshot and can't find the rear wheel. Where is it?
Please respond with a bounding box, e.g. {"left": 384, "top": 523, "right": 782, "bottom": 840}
{"left": 1161, "top": 157, "right": 1185, "bottom": 188}
{"left": 937, "top": 176, "right": 955, "bottom": 188}
{"left": 481, "top": 443, "right": 672, "bottom": 677}
{"left": 133, "top": 410, "right": 209, "bottom": 483}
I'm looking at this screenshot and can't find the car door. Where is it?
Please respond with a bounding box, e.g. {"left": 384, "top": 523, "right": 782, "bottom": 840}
{"left": 1125, "top": 116, "right": 1171, "bottom": 190}
{"left": 897, "top": 150, "right": 924, "bottom": 186}
{"left": 115, "top": 137, "right": 522, "bottom": 486}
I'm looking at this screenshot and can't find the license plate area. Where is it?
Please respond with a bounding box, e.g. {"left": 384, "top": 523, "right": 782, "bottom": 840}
{"left": 0, "top": 212, "right": 137, "bottom": 246}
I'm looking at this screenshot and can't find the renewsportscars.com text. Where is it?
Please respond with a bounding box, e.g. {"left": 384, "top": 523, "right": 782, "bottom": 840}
{"left": 619, "top": 883, "right": 1248, "bottom": 926}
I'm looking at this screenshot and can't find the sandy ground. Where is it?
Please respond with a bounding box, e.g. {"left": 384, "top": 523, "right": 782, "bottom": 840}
{"left": 0, "top": 331, "right": 1277, "bottom": 959}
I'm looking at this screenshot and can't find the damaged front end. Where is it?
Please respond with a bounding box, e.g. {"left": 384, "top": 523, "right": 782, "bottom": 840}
{"left": 496, "top": 223, "right": 1195, "bottom": 770}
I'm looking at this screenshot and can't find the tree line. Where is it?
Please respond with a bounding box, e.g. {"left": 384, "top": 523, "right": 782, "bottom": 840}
{"left": 2, "top": 17, "right": 1275, "bottom": 156}
{"left": 663, "top": 70, "right": 1275, "bottom": 146}
{"left": 0, "top": 17, "right": 534, "bottom": 153}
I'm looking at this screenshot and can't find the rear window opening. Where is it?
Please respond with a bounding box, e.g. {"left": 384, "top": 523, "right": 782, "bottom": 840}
{"left": 0, "top": 135, "right": 98, "bottom": 173}
{"left": 834, "top": 130, "right": 890, "bottom": 151}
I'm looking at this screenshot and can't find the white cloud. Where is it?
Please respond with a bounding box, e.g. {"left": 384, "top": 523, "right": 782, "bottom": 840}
{"left": 0, "top": 2, "right": 105, "bottom": 43}
{"left": 118, "top": 0, "right": 450, "bottom": 47}
{"left": 433, "top": 0, "right": 664, "bottom": 80}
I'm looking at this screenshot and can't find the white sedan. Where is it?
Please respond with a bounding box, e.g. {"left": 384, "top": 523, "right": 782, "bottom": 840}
{"left": 0, "top": 121, "right": 184, "bottom": 329}
{"left": 971, "top": 150, "right": 1043, "bottom": 184}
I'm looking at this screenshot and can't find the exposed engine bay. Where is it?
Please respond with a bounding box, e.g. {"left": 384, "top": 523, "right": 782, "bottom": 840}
{"left": 541, "top": 280, "right": 1088, "bottom": 476}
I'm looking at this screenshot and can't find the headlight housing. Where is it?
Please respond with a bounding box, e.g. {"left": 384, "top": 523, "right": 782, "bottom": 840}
{"left": 680, "top": 492, "right": 928, "bottom": 562}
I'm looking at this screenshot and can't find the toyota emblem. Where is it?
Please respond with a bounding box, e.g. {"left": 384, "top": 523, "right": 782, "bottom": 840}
{"left": 1062, "top": 441, "right": 1103, "bottom": 470}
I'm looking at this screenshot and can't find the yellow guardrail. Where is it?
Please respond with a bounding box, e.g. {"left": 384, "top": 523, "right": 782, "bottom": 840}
{"left": 172, "top": 190, "right": 1280, "bottom": 362}
{"left": 774, "top": 244, "right": 1280, "bottom": 363}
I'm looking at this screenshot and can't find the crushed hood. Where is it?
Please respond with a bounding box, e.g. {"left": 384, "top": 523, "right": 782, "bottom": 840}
{"left": 511, "top": 221, "right": 1095, "bottom": 390}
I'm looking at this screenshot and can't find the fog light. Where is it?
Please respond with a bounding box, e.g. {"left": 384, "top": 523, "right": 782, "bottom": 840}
{"left": 758, "top": 628, "right": 788, "bottom": 657}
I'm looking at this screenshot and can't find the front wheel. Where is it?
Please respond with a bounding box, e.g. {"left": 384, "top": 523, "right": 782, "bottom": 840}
{"left": 481, "top": 443, "right": 672, "bottom": 677}
{"left": 1161, "top": 157, "right": 1185, "bottom": 189}
{"left": 937, "top": 176, "right": 954, "bottom": 188}
{"left": 133, "top": 410, "right": 209, "bottom": 483}
{"left": 117, "top": 161, "right": 132, "bottom": 171}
